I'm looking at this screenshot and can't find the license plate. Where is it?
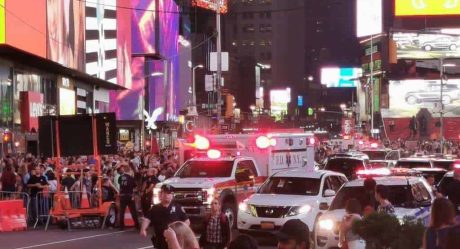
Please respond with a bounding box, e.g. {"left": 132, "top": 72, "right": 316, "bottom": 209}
{"left": 260, "top": 222, "right": 275, "bottom": 230}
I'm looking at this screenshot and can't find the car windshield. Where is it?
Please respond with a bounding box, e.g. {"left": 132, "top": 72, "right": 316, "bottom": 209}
{"left": 325, "top": 158, "right": 364, "bottom": 178}
{"left": 258, "top": 177, "right": 321, "bottom": 196}
{"left": 432, "top": 161, "right": 453, "bottom": 170}
{"left": 330, "top": 185, "right": 414, "bottom": 210}
{"left": 396, "top": 161, "right": 431, "bottom": 169}
{"left": 175, "top": 160, "right": 234, "bottom": 178}
{"left": 362, "top": 151, "right": 386, "bottom": 160}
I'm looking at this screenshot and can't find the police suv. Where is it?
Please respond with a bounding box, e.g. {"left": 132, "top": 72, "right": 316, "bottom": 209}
{"left": 237, "top": 169, "right": 347, "bottom": 235}
{"left": 315, "top": 176, "right": 433, "bottom": 249}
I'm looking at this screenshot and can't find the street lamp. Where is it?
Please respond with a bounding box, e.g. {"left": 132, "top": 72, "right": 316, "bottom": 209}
{"left": 189, "top": 64, "right": 204, "bottom": 117}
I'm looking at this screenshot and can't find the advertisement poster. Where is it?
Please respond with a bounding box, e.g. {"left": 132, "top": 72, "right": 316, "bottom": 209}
{"left": 387, "top": 79, "right": 460, "bottom": 117}
{"left": 395, "top": 0, "right": 460, "bottom": 16}
{"left": 341, "top": 118, "right": 355, "bottom": 136}
{"left": 392, "top": 30, "right": 460, "bottom": 59}
{"left": 270, "top": 88, "right": 290, "bottom": 121}
{"left": 356, "top": 0, "right": 382, "bottom": 37}
{"left": 321, "top": 68, "right": 362, "bottom": 88}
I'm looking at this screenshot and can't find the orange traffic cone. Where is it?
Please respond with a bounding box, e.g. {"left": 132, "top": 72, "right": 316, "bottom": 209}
{"left": 63, "top": 187, "right": 72, "bottom": 209}
{"left": 81, "top": 185, "right": 90, "bottom": 209}
{"left": 124, "top": 209, "right": 135, "bottom": 227}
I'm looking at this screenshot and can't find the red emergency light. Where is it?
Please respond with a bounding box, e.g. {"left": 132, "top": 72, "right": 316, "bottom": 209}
{"left": 194, "top": 135, "right": 210, "bottom": 150}
{"left": 256, "top": 136, "right": 271, "bottom": 149}
{"left": 309, "top": 137, "right": 316, "bottom": 145}
{"left": 358, "top": 140, "right": 364, "bottom": 145}
{"left": 370, "top": 142, "right": 378, "bottom": 148}
{"left": 207, "top": 149, "right": 221, "bottom": 159}
{"left": 356, "top": 168, "right": 391, "bottom": 176}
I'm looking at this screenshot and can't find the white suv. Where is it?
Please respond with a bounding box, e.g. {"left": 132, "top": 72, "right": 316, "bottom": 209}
{"left": 237, "top": 169, "right": 347, "bottom": 235}
{"left": 315, "top": 176, "right": 433, "bottom": 249}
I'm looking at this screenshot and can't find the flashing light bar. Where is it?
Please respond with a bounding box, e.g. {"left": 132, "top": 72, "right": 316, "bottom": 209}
{"left": 207, "top": 149, "right": 222, "bottom": 159}
{"left": 357, "top": 168, "right": 391, "bottom": 176}
{"left": 454, "top": 164, "right": 460, "bottom": 169}
{"left": 194, "top": 135, "right": 210, "bottom": 150}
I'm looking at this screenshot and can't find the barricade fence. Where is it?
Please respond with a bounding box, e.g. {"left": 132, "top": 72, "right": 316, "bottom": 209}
{"left": 0, "top": 191, "right": 30, "bottom": 231}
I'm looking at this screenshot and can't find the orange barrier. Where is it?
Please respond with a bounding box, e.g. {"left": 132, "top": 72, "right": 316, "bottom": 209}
{"left": 81, "top": 186, "right": 90, "bottom": 209}
{"left": 123, "top": 208, "right": 135, "bottom": 227}
{"left": 0, "top": 200, "right": 27, "bottom": 232}
{"left": 63, "top": 187, "right": 72, "bottom": 210}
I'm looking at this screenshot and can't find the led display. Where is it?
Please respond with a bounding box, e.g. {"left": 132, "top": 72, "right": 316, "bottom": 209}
{"left": 395, "top": 0, "right": 460, "bottom": 16}
{"left": 387, "top": 79, "right": 460, "bottom": 117}
{"left": 270, "top": 88, "right": 290, "bottom": 121}
{"left": 321, "top": 68, "right": 362, "bottom": 88}
{"left": 356, "top": 0, "right": 382, "bottom": 37}
{"left": 393, "top": 30, "right": 460, "bottom": 59}
{"left": 59, "top": 88, "right": 76, "bottom": 115}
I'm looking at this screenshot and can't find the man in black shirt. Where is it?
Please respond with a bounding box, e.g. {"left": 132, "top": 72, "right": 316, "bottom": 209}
{"left": 141, "top": 168, "right": 159, "bottom": 215}
{"left": 441, "top": 168, "right": 460, "bottom": 214}
{"left": 27, "top": 165, "right": 48, "bottom": 220}
{"left": 140, "top": 184, "right": 189, "bottom": 249}
{"left": 118, "top": 165, "right": 140, "bottom": 230}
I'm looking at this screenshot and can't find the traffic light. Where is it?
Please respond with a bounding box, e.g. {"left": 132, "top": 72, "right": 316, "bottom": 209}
{"left": 307, "top": 107, "right": 314, "bottom": 116}
{"left": 3, "top": 131, "right": 11, "bottom": 143}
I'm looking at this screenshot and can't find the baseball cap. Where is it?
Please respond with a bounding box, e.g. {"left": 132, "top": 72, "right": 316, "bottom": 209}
{"left": 276, "top": 219, "right": 309, "bottom": 243}
{"left": 161, "top": 184, "right": 174, "bottom": 193}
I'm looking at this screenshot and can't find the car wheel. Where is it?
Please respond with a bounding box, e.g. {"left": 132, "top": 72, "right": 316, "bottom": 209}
{"left": 406, "top": 96, "right": 418, "bottom": 104}
{"left": 423, "top": 45, "right": 432, "bottom": 51}
{"left": 450, "top": 44, "right": 457, "bottom": 51}
{"left": 105, "top": 204, "right": 117, "bottom": 228}
{"left": 442, "top": 96, "right": 452, "bottom": 105}
{"left": 223, "top": 202, "right": 236, "bottom": 228}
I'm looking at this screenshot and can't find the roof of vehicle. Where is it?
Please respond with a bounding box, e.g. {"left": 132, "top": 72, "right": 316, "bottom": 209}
{"left": 398, "top": 157, "right": 432, "bottom": 162}
{"left": 345, "top": 176, "right": 424, "bottom": 187}
{"left": 189, "top": 156, "right": 253, "bottom": 162}
{"left": 272, "top": 169, "right": 345, "bottom": 179}
{"left": 412, "top": 167, "right": 447, "bottom": 172}
{"left": 329, "top": 152, "right": 369, "bottom": 160}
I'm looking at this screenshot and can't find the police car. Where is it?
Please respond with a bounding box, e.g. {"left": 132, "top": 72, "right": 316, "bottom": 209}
{"left": 315, "top": 176, "right": 433, "bottom": 249}
{"left": 237, "top": 169, "right": 347, "bottom": 235}
{"left": 323, "top": 152, "right": 370, "bottom": 179}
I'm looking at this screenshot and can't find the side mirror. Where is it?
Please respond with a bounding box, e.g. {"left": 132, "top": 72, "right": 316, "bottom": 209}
{"left": 319, "top": 202, "right": 329, "bottom": 210}
{"left": 323, "top": 189, "right": 336, "bottom": 197}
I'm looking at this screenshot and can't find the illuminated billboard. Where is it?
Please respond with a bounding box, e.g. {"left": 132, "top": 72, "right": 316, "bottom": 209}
{"left": 59, "top": 88, "right": 76, "bottom": 115}
{"left": 392, "top": 30, "right": 460, "bottom": 59}
{"left": 356, "top": 0, "right": 382, "bottom": 37}
{"left": 321, "top": 68, "right": 362, "bottom": 88}
{"left": 192, "top": 0, "right": 228, "bottom": 13}
{"left": 270, "top": 88, "right": 290, "bottom": 120}
{"left": 395, "top": 0, "right": 460, "bottom": 16}
{"left": 85, "top": 0, "right": 118, "bottom": 83}
{"left": 387, "top": 79, "right": 460, "bottom": 118}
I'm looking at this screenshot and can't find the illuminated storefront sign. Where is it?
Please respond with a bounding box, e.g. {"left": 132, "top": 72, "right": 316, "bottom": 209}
{"left": 20, "top": 91, "right": 44, "bottom": 132}
{"left": 395, "top": 0, "right": 460, "bottom": 16}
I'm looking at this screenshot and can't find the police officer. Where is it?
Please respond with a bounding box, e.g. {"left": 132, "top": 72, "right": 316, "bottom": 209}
{"left": 140, "top": 184, "right": 189, "bottom": 249}
{"left": 118, "top": 165, "right": 140, "bottom": 230}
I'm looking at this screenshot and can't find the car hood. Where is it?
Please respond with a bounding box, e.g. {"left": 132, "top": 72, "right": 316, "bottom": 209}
{"left": 320, "top": 207, "right": 429, "bottom": 222}
{"left": 159, "top": 177, "right": 231, "bottom": 189}
{"left": 247, "top": 193, "right": 321, "bottom": 207}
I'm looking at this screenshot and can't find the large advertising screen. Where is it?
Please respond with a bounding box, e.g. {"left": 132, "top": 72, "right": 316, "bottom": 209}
{"left": 59, "top": 88, "right": 76, "bottom": 115}
{"left": 395, "top": 0, "right": 460, "bottom": 16}
{"left": 47, "top": 0, "right": 85, "bottom": 71}
{"left": 321, "top": 68, "right": 362, "bottom": 88}
{"left": 387, "top": 79, "right": 460, "bottom": 118}
{"left": 85, "top": 0, "right": 118, "bottom": 84}
{"left": 392, "top": 30, "right": 460, "bottom": 59}
{"left": 356, "top": 0, "right": 382, "bottom": 37}
{"left": 270, "top": 88, "right": 290, "bottom": 121}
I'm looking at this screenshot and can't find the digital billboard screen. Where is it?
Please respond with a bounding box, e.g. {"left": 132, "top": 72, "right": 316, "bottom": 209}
{"left": 395, "top": 0, "right": 460, "bottom": 16}
{"left": 392, "top": 30, "right": 460, "bottom": 59}
{"left": 356, "top": 0, "right": 382, "bottom": 37}
{"left": 270, "top": 88, "right": 290, "bottom": 121}
{"left": 59, "top": 88, "right": 76, "bottom": 115}
{"left": 321, "top": 68, "right": 362, "bottom": 88}
{"left": 387, "top": 79, "right": 460, "bottom": 118}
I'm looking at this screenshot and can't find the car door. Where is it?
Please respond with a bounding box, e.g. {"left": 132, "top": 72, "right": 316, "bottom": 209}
{"left": 322, "top": 175, "right": 341, "bottom": 206}
{"left": 235, "top": 160, "right": 257, "bottom": 202}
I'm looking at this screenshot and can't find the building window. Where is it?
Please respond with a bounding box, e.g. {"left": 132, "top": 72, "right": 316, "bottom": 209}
{"left": 232, "top": 41, "right": 237, "bottom": 46}
{"left": 259, "top": 40, "right": 266, "bottom": 46}
{"left": 242, "top": 12, "right": 254, "bottom": 19}
{"left": 243, "top": 24, "right": 255, "bottom": 33}
{"left": 249, "top": 40, "right": 255, "bottom": 46}
{"left": 259, "top": 0, "right": 272, "bottom": 4}
{"left": 259, "top": 24, "right": 272, "bottom": 32}
{"left": 242, "top": 40, "right": 248, "bottom": 46}
{"left": 259, "top": 11, "right": 271, "bottom": 19}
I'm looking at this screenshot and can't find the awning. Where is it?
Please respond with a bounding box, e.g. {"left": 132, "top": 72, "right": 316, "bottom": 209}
{"left": 0, "top": 44, "right": 126, "bottom": 90}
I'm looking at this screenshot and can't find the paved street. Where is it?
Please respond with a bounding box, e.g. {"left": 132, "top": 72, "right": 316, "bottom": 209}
{"left": 0, "top": 228, "right": 277, "bottom": 249}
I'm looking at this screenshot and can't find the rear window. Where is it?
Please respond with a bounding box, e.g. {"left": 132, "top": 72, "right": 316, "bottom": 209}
{"left": 258, "top": 177, "right": 321, "bottom": 196}
{"left": 432, "top": 161, "right": 453, "bottom": 171}
{"left": 330, "top": 185, "right": 414, "bottom": 210}
{"left": 396, "top": 161, "right": 431, "bottom": 169}
{"left": 325, "top": 158, "right": 365, "bottom": 179}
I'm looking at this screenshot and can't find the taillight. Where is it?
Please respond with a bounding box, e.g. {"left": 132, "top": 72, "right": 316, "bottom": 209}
{"left": 309, "top": 137, "right": 316, "bottom": 145}
{"left": 195, "top": 135, "right": 210, "bottom": 150}
{"left": 207, "top": 149, "right": 221, "bottom": 159}
{"left": 370, "top": 142, "right": 378, "bottom": 148}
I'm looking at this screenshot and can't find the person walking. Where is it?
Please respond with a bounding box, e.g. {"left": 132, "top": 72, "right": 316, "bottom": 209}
{"left": 375, "top": 185, "right": 395, "bottom": 215}
{"left": 339, "top": 199, "right": 366, "bottom": 249}
{"left": 199, "top": 199, "right": 231, "bottom": 249}
{"left": 140, "top": 184, "right": 189, "bottom": 249}
{"left": 423, "top": 198, "right": 456, "bottom": 249}
{"left": 118, "top": 165, "right": 140, "bottom": 230}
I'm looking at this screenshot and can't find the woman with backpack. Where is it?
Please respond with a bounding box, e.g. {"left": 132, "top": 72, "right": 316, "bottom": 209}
{"left": 199, "top": 199, "right": 231, "bottom": 249}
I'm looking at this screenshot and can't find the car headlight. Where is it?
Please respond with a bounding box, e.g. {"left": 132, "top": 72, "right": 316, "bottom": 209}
{"left": 285, "top": 205, "right": 312, "bottom": 217}
{"left": 238, "top": 200, "right": 257, "bottom": 216}
{"left": 202, "top": 187, "right": 215, "bottom": 205}
{"left": 318, "top": 219, "right": 334, "bottom": 230}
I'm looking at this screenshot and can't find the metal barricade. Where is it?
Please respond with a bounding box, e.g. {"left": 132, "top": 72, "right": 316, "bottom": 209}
{"left": 0, "top": 191, "right": 31, "bottom": 225}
